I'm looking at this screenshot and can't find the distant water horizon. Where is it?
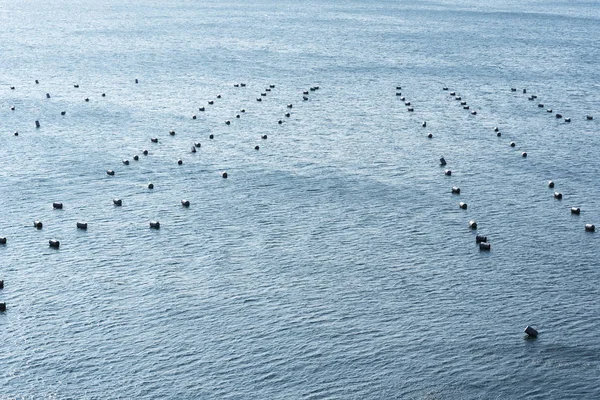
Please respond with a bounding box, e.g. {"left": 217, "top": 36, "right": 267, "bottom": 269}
{"left": 1, "top": 1, "right": 599, "bottom": 398}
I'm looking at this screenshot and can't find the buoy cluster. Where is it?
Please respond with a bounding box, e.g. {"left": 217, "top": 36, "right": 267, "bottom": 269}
{"left": 515, "top": 87, "right": 593, "bottom": 122}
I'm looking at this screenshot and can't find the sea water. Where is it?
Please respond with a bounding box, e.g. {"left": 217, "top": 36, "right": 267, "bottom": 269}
{"left": 1, "top": 0, "right": 599, "bottom": 398}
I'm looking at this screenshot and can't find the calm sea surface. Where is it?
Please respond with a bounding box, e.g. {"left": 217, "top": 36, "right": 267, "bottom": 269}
{"left": 1, "top": 1, "right": 599, "bottom": 398}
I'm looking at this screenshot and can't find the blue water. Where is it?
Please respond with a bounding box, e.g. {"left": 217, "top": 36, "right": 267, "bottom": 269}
{"left": 1, "top": 1, "right": 599, "bottom": 398}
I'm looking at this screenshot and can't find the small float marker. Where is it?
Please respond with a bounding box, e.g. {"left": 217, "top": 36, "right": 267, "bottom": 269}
{"left": 524, "top": 326, "right": 538, "bottom": 338}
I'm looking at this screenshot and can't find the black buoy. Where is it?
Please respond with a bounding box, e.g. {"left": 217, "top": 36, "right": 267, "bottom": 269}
{"left": 494, "top": 127, "right": 499, "bottom": 132}
{"left": 407, "top": 107, "right": 414, "bottom": 112}
{"left": 450, "top": 91, "right": 455, "bottom": 96}
{"left": 463, "top": 106, "right": 470, "bottom": 110}
{"left": 440, "top": 157, "right": 446, "bottom": 166}
{"left": 133, "top": 155, "right": 139, "bottom": 161}
{"left": 555, "top": 113, "right": 562, "bottom": 119}
{"left": 52, "top": 202, "right": 63, "bottom": 210}
{"left": 149, "top": 221, "right": 160, "bottom": 229}
{"left": 278, "top": 120, "right": 283, "bottom": 124}
{"left": 0, "top": 302, "right": 5, "bottom": 312}
{"left": 471, "top": 111, "right": 477, "bottom": 115}
{"left": 199, "top": 107, "right": 205, "bottom": 111}
{"left": 35, "top": 120, "right": 41, "bottom": 128}
{"left": 222, "top": 172, "right": 228, "bottom": 179}
{"left": 571, "top": 207, "right": 581, "bottom": 215}
{"left": 135, "top": 78, "right": 139, "bottom": 83}
{"left": 0, "top": 280, "right": 3, "bottom": 288}
{"left": 587, "top": 115, "right": 593, "bottom": 120}
{"left": 476, "top": 235, "right": 487, "bottom": 243}
{"left": 445, "top": 170, "right": 452, "bottom": 176}
{"left": 460, "top": 101, "right": 467, "bottom": 105}
{"left": 208, "top": 101, "right": 214, "bottom": 105}
{"left": 304, "top": 91, "right": 309, "bottom": 95}
{"left": 106, "top": 170, "right": 115, "bottom": 176}
{"left": 256, "top": 98, "right": 262, "bottom": 102}
{"left": 46, "top": 93, "right": 51, "bottom": 98}
{"left": 564, "top": 117, "right": 571, "bottom": 122}
{"left": 303, "top": 96, "right": 309, "bottom": 101}
{"left": 61, "top": 111, "right": 66, "bottom": 115}
{"left": 102, "top": 93, "right": 106, "bottom": 97}
{"left": 452, "top": 187, "right": 461, "bottom": 194}
{"left": 510, "top": 142, "right": 516, "bottom": 147}
{"left": 262, "top": 135, "right": 267, "bottom": 139}
{"left": 151, "top": 137, "right": 158, "bottom": 143}
{"left": 181, "top": 200, "right": 190, "bottom": 207}
{"left": 405, "top": 101, "right": 411, "bottom": 106}
{"left": 524, "top": 326, "right": 538, "bottom": 338}
{"left": 479, "top": 242, "right": 491, "bottom": 251}
{"left": 35, "top": 79, "right": 39, "bottom": 84}
{"left": 422, "top": 121, "right": 426, "bottom": 127}
{"left": 143, "top": 150, "right": 148, "bottom": 155}
{"left": 241, "top": 83, "right": 246, "bottom": 87}
{"left": 194, "top": 142, "right": 201, "bottom": 148}
{"left": 255, "top": 145, "right": 260, "bottom": 150}
{"left": 177, "top": 159, "right": 183, "bottom": 165}
{"left": 49, "top": 239, "right": 60, "bottom": 249}
{"left": 192, "top": 115, "right": 197, "bottom": 119}
{"left": 510, "top": 88, "right": 516, "bottom": 92}
{"left": 122, "top": 159, "right": 129, "bottom": 165}
{"left": 523, "top": 89, "right": 527, "bottom": 94}
{"left": 285, "top": 113, "right": 290, "bottom": 117}
{"left": 10, "top": 106, "right": 15, "bottom": 111}
{"left": 270, "top": 84, "right": 275, "bottom": 88}
{"left": 217, "top": 94, "right": 222, "bottom": 99}
{"left": 547, "top": 109, "right": 553, "bottom": 113}
{"left": 459, "top": 202, "right": 467, "bottom": 210}
{"left": 455, "top": 96, "right": 461, "bottom": 100}
{"left": 236, "top": 114, "right": 240, "bottom": 118}
{"left": 443, "top": 87, "right": 448, "bottom": 90}
{"left": 538, "top": 104, "right": 544, "bottom": 108}
{"left": 34, "top": 221, "right": 43, "bottom": 229}
{"left": 427, "top": 133, "right": 433, "bottom": 139}
{"left": 469, "top": 220, "right": 477, "bottom": 229}
{"left": 14, "top": 132, "right": 18, "bottom": 136}
{"left": 554, "top": 192, "right": 563, "bottom": 200}
{"left": 548, "top": 180, "right": 555, "bottom": 188}
{"left": 585, "top": 224, "right": 596, "bottom": 232}
{"left": 169, "top": 130, "right": 175, "bottom": 135}
{"left": 191, "top": 146, "right": 197, "bottom": 153}
{"left": 234, "top": 83, "right": 239, "bottom": 87}
{"left": 287, "top": 104, "right": 293, "bottom": 108}
{"left": 85, "top": 98, "right": 89, "bottom": 102}
{"left": 241, "top": 109, "right": 246, "bottom": 113}
{"left": 225, "top": 120, "right": 231, "bottom": 125}
{"left": 77, "top": 222, "right": 88, "bottom": 230}
{"left": 113, "top": 198, "right": 122, "bottom": 206}
{"left": 522, "top": 152, "right": 528, "bottom": 158}
{"left": 209, "top": 134, "right": 214, "bottom": 139}
{"left": 261, "top": 92, "right": 267, "bottom": 96}
{"left": 497, "top": 132, "right": 501, "bottom": 137}
{"left": 148, "top": 183, "right": 154, "bottom": 189}
{"left": 0, "top": 237, "right": 6, "bottom": 245}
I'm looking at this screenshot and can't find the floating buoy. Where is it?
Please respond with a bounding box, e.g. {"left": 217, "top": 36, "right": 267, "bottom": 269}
{"left": 303, "top": 96, "right": 309, "bottom": 101}
{"left": 10, "top": 106, "right": 15, "bottom": 111}
{"left": 225, "top": 120, "right": 231, "bottom": 125}
{"left": 547, "top": 109, "right": 552, "bottom": 113}
{"left": 35, "top": 79, "right": 39, "bottom": 84}
{"left": 222, "top": 172, "right": 228, "bottom": 179}
{"left": 524, "top": 326, "right": 538, "bottom": 338}
{"left": 422, "top": 121, "right": 426, "bottom": 127}
{"left": 143, "top": 150, "right": 148, "bottom": 155}
{"left": 256, "top": 98, "right": 262, "bottom": 102}
{"left": 113, "top": 198, "right": 122, "bottom": 206}
{"left": 463, "top": 106, "right": 470, "bottom": 110}
{"left": 236, "top": 114, "right": 240, "bottom": 118}
{"left": 265, "top": 88, "right": 271, "bottom": 92}
{"left": 77, "top": 222, "right": 88, "bottom": 230}
{"left": 194, "top": 142, "right": 201, "bottom": 148}
{"left": 270, "top": 84, "right": 275, "bottom": 88}
{"left": 469, "top": 220, "right": 477, "bottom": 229}
{"left": 262, "top": 135, "right": 267, "bottom": 139}
{"left": 548, "top": 180, "right": 554, "bottom": 188}
{"left": 405, "top": 101, "right": 411, "bottom": 106}
{"left": 452, "top": 187, "right": 461, "bottom": 194}
{"left": 52, "top": 202, "right": 63, "bottom": 210}
{"left": 181, "top": 200, "right": 190, "bottom": 207}
{"left": 240, "top": 83, "right": 246, "bottom": 87}
{"left": 523, "top": 89, "right": 527, "bottom": 94}
{"left": 554, "top": 192, "right": 563, "bottom": 200}
{"left": 191, "top": 146, "right": 196, "bottom": 153}
{"left": 587, "top": 115, "right": 593, "bottom": 120}
{"left": 555, "top": 113, "right": 562, "bottom": 119}
{"left": 209, "top": 134, "right": 214, "bottom": 139}
{"left": 234, "top": 83, "right": 239, "bottom": 87}
{"left": 285, "top": 113, "right": 290, "bottom": 117}
{"left": 460, "top": 101, "right": 466, "bottom": 105}
{"left": 476, "top": 235, "right": 487, "bottom": 243}
{"left": 538, "top": 104, "right": 544, "bottom": 108}
{"left": 310, "top": 87, "right": 316, "bottom": 91}
{"left": 479, "top": 242, "right": 491, "bottom": 251}
{"left": 471, "top": 111, "right": 477, "bottom": 115}
{"left": 497, "top": 132, "right": 501, "bottom": 137}
{"left": 35, "top": 120, "right": 40, "bottom": 128}
{"left": 151, "top": 137, "right": 158, "bottom": 143}
{"left": 450, "top": 91, "right": 455, "bottom": 96}
{"left": 440, "top": 157, "right": 446, "bottom": 166}
{"left": 208, "top": 101, "right": 214, "bottom": 105}
{"left": 445, "top": 170, "right": 452, "bottom": 176}
{"left": 455, "top": 96, "right": 461, "bottom": 100}
{"left": 0, "top": 280, "right": 3, "bottom": 288}
{"left": 46, "top": 93, "right": 51, "bottom": 98}
{"left": 0, "top": 237, "right": 6, "bottom": 245}
{"left": 34, "top": 221, "right": 43, "bottom": 229}
{"left": 133, "top": 155, "right": 139, "bottom": 161}
{"left": 564, "top": 117, "right": 571, "bottom": 122}
{"left": 85, "top": 98, "right": 89, "bottom": 102}
{"left": 494, "top": 127, "right": 499, "bottom": 132}
{"left": 169, "top": 130, "right": 175, "bottom": 135}
{"left": 255, "top": 145, "right": 260, "bottom": 150}
{"left": 278, "top": 120, "right": 283, "bottom": 124}
{"left": 199, "top": 107, "right": 205, "bottom": 111}
{"left": 0, "top": 302, "right": 5, "bottom": 312}
{"left": 528, "top": 96, "right": 534, "bottom": 101}
{"left": 522, "top": 152, "right": 528, "bottom": 157}
{"left": 135, "top": 78, "right": 139, "bottom": 84}
{"left": 427, "top": 133, "right": 433, "bottom": 139}
{"left": 304, "top": 91, "right": 310, "bottom": 95}
{"left": 511, "top": 88, "right": 516, "bottom": 92}
{"left": 217, "top": 94, "right": 221, "bottom": 99}
{"left": 149, "top": 221, "right": 160, "bottom": 229}
{"left": 14, "top": 132, "right": 18, "bottom": 136}
{"left": 287, "top": 104, "right": 293, "bottom": 108}
{"left": 407, "top": 107, "right": 414, "bottom": 112}
{"left": 241, "top": 109, "right": 246, "bottom": 113}
{"left": 443, "top": 87, "right": 448, "bottom": 90}
{"left": 106, "top": 170, "right": 115, "bottom": 176}
{"left": 532, "top": 95, "right": 537, "bottom": 99}
{"left": 49, "top": 239, "right": 60, "bottom": 249}
{"left": 510, "top": 142, "right": 516, "bottom": 147}
{"left": 585, "top": 224, "right": 595, "bottom": 232}
{"left": 571, "top": 207, "right": 580, "bottom": 214}
{"left": 261, "top": 92, "right": 267, "bottom": 97}
{"left": 61, "top": 111, "right": 66, "bottom": 115}
{"left": 459, "top": 202, "right": 467, "bottom": 210}
{"left": 122, "top": 159, "right": 129, "bottom": 165}
{"left": 400, "top": 97, "right": 405, "bottom": 101}
{"left": 177, "top": 159, "right": 183, "bottom": 165}
{"left": 148, "top": 183, "right": 154, "bottom": 189}
{"left": 396, "top": 86, "right": 402, "bottom": 90}
{"left": 102, "top": 93, "right": 106, "bottom": 97}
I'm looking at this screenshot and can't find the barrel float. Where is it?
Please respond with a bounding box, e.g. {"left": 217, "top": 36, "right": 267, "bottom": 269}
{"left": 61, "top": 111, "right": 66, "bottom": 115}
{"left": 407, "top": 107, "right": 414, "bottom": 112}
{"left": 133, "top": 155, "right": 139, "bottom": 161}
{"left": 469, "top": 220, "right": 477, "bottom": 229}
{"left": 241, "top": 109, "right": 246, "bottom": 113}
{"left": 547, "top": 109, "right": 552, "bottom": 113}
{"left": 191, "top": 146, "right": 197, "bottom": 153}
{"left": 234, "top": 83, "right": 239, "bottom": 87}
{"left": 270, "top": 84, "right": 275, "bottom": 88}
{"left": 278, "top": 120, "right": 283, "bottom": 124}
{"left": 149, "top": 221, "right": 160, "bottom": 229}
{"left": 85, "top": 98, "right": 89, "bottom": 102}
{"left": 304, "top": 91, "right": 310, "bottom": 95}
{"left": 396, "top": 93, "right": 401, "bottom": 96}
{"left": 14, "top": 132, "right": 18, "bottom": 136}
{"left": 396, "top": 86, "right": 402, "bottom": 90}
{"left": 494, "top": 127, "right": 499, "bottom": 132}
{"left": 585, "top": 224, "right": 595, "bottom": 232}
{"left": 554, "top": 192, "right": 562, "bottom": 200}
{"left": 261, "top": 135, "right": 268, "bottom": 140}
{"left": 452, "top": 187, "right": 461, "bottom": 194}
{"left": 459, "top": 202, "right": 467, "bottom": 210}
{"left": 555, "top": 113, "right": 562, "bottom": 118}
{"left": 0, "top": 280, "right": 3, "bottom": 288}
{"left": 476, "top": 235, "right": 487, "bottom": 243}
{"left": 510, "top": 142, "right": 516, "bottom": 147}
{"left": 405, "top": 101, "right": 411, "bottom": 106}
{"left": 548, "top": 180, "right": 555, "bottom": 188}
{"left": 49, "top": 239, "right": 60, "bottom": 249}
{"left": 199, "top": 107, "right": 205, "bottom": 111}
{"left": 148, "top": 183, "right": 154, "bottom": 189}
{"left": 53, "top": 202, "right": 63, "bottom": 209}
{"left": 460, "top": 101, "right": 466, "bottom": 105}
{"left": 479, "top": 242, "right": 491, "bottom": 251}
{"left": 194, "top": 142, "right": 201, "bottom": 148}
{"left": 285, "top": 113, "right": 290, "bottom": 117}
{"left": 455, "top": 96, "right": 461, "bottom": 100}
{"left": 471, "top": 111, "right": 477, "bottom": 115}
{"left": 532, "top": 95, "right": 537, "bottom": 99}
{"left": 122, "top": 159, "right": 129, "bottom": 165}
{"left": 427, "top": 133, "right": 433, "bottom": 139}
{"left": 564, "top": 117, "right": 571, "bottom": 122}
{"left": 192, "top": 115, "right": 197, "bottom": 119}
{"left": 524, "top": 326, "right": 538, "bottom": 338}
{"left": 135, "top": 78, "right": 139, "bottom": 83}
{"left": 181, "top": 200, "right": 190, "bottom": 207}
{"left": 522, "top": 152, "right": 527, "bottom": 158}
{"left": 76, "top": 222, "right": 88, "bottom": 230}
{"left": 587, "top": 115, "right": 593, "bottom": 120}
{"left": 217, "top": 94, "right": 221, "bottom": 99}
{"left": 256, "top": 98, "right": 262, "bottom": 102}
{"left": 523, "top": 89, "right": 527, "bottom": 93}
{"left": 255, "top": 145, "right": 260, "bottom": 150}
{"left": 445, "top": 170, "right": 452, "bottom": 176}
{"left": 236, "top": 114, "right": 240, "bottom": 118}
{"left": 209, "top": 134, "right": 214, "bottom": 139}
{"left": 34, "top": 221, "right": 43, "bottom": 229}
{"left": 463, "top": 106, "right": 470, "bottom": 110}
{"left": 450, "top": 91, "right": 455, "bottom": 96}
{"left": 177, "top": 159, "right": 183, "bottom": 165}
{"left": 106, "top": 170, "right": 115, "bottom": 176}
{"left": 571, "top": 207, "right": 580, "bottom": 215}
{"left": 143, "top": 150, "right": 148, "bottom": 155}
{"left": 422, "top": 121, "right": 426, "bottom": 127}
{"left": 169, "top": 130, "right": 175, "bottom": 135}
{"left": 113, "top": 198, "right": 122, "bottom": 206}
{"left": 46, "top": 93, "right": 51, "bottom": 98}
{"left": 35, "top": 120, "right": 41, "bottom": 128}
{"left": 443, "top": 87, "right": 448, "bottom": 90}
{"left": 440, "top": 157, "right": 446, "bottom": 166}
{"left": 208, "top": 100, "right": 214, "bottom": 105}
{"left": 0, "top": 237, "right": 6, "bottom": 245}
{"left": 0, "top": 303, "right": 5, "bottom": 312}
{"left": 261, "top": 92, "right": 267, "bottom": 96}
{"left": 538, "top": 104, "right": 544, "bottom": 108}
{"left": 222, "top": 172, "right": 228, "bottom": 179}
{"left": 240, "top": 83, "right": 246, "bottom": 87}
{"left": 225, "top": 120, "right": 231, "bottom": 125}
{"left": 497, "top": 132, "right": 502, "bottom": 137}
{"left": 287, "top": 104, "right": 293, "bottom": 108}
{"left": 151, "top": 137, "right": 158, "bottom": 143}
{"left": 511, "top": 88, "right": 516, "bottom": 91}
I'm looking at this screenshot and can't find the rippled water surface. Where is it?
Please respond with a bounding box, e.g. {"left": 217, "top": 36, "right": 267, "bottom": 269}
{"left": 1, "top": 0, "right": 599, "bottom": 398}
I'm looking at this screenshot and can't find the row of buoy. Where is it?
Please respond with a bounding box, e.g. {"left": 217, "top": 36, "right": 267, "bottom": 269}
{"left": 514, "top": 87, "right": 594, "bottom": 122}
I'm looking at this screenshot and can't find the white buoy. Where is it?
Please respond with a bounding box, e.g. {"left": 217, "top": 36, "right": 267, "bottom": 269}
{"left": 459, "top": 202, "right": 467, "bottom": 210}
{"left": 554, "top": 192, "right": 563, "bottom": 200}
{"left": 585, "top": 224, "right": 596, "bottom": 232}
{"left": 469, "top": 220, "right": 477, "bottom": 229}
{"left": 452, "top": 187, "right": 461, "bottom": 194}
